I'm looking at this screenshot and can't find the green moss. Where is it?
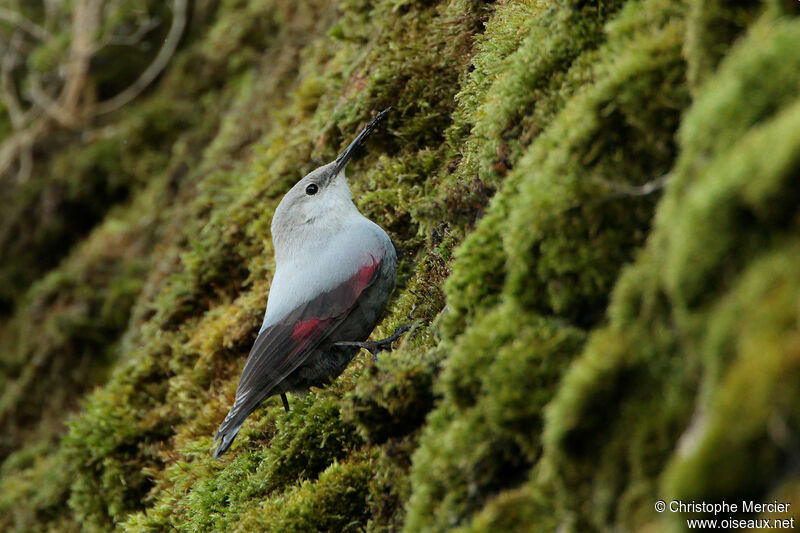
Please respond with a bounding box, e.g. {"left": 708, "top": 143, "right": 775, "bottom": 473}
{"left": 658, "top": 36, "right": 800, "bottom": 516}
{"left": 406, "top": 307, "right": 584, "bottom": 531}
{"left": 0, "top": 442, "right": 78, "bottom": 533}
{"left": 2, "top": 0, "right": 493, "bottom": 528}
{"left": 502, "top": 0, "right": 686, "bottom": 326}
{"left": 663, "top": 246, "right": 800, "bottom": 517}
{"left": 457, "top": 0, "right": 626, "bottom": 188}
{"left": 660, "top": 14, "right": 800, "bottom": 312}
{"left": 454, "top": 483, "right": 559, "bottom": 533}
{"left": 4, "top": 0, "right": 800, "bottom": 531}
{"left": 683, "top": 0, "right": 762, "bottom": 92}
{"left": 407, "top": 0, "right": 691, "bottom": 529}
{"left": 344, "top": 345, "right": 438, "bottom": 445}
{"left": 232, "top": 456, "right": 374, "bottom": 532}
{"left": 115, "top": 395, "right": 363, "bottom": 531}
{"left": 539, "top": 10, "right": 800, "bottom": 531}
{"left": 441, "top": 0, "right": 647, "bottom": 338}
{"left": 0, "top": 184, "right": 163, "bottom": 462}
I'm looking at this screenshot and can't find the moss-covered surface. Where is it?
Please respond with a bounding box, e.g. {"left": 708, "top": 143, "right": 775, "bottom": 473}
{"left": 2, "top": 0, "right": 800, "bottom": 531}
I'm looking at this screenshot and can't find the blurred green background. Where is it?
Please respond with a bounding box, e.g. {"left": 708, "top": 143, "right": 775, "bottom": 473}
{"left": 1, "top": 0, "right": 800, "bottom": 531}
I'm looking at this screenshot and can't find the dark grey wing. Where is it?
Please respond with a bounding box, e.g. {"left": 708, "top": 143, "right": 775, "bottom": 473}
{"left": 213, "top": 255, "right": 385, "bottom": 457}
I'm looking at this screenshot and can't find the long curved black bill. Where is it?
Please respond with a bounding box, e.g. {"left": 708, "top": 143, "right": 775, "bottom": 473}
{"left": 331, "top": 108, "right": 391, "bottom": 177}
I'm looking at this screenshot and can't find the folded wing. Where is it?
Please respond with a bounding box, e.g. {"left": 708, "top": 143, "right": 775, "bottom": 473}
{"left": 213, "top": 255, "right": 382, "bottom": 457}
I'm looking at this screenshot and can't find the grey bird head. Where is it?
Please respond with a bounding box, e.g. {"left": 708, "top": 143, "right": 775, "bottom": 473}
{"left": 271, "top": 109, "right": 390, "bottom": 243}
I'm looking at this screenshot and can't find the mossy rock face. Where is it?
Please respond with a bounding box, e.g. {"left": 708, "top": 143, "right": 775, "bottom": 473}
{"left": 541, "top": 8, "right": 800, "bottom": 532}
{"left": 3, "top": 0, "right": 800, "bottom": 531}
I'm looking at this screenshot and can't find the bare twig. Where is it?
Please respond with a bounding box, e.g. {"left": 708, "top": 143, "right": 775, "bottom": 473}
{"left": 28, "top": 75, "right": 79, "bottom": 128}
{"left": 0, "top": 0, "right": 187, "bottom": 182}
{"left": 0, "top": 116, "right": 45, "bottom": 182}
{"left": 90, "top": 16, "right": 161, "bottom": 53}
{"left": 1, "top": 35, "right": 25, "bottom": 128}
{"left": 44, "top": 0, "right": 62, "bottom": 32}
{"left": 94, "top": 0, "right": 187, "bottom": 115}
{"left": 562, "top": 173, "right": 673, "bottom": 215}
{"left": 16, "top": 138, "right": 32, "bottom": 183}
{"left": 60, "top": 0, "right": 103, "bottom": 117}
{"left": 0, "top": 7, "right": 51, "bottom": 41}
{"left": 591, "top": 173, "right": 673, "bottom": 198}
{"left": 1, "top": 32, "right": 39, "bottom": 183}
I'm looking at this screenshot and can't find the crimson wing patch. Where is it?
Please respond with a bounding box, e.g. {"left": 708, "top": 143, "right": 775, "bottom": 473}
{"left": 213, "top": 256, "right": 380, "bottom": 456}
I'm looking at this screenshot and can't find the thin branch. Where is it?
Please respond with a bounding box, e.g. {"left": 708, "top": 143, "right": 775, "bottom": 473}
{"left": 0, "top": 115, "right": 45, "bottom": 182}
{"left": 60, "top": 0, "right": 103, "bottom": 115}
{"left": 16, "top": 137, "right": 32, "bottom": 183}
{"left": 0, "top": 7, "right": 52, "bottom": 41}
{"left": 1, "top": 35, "right": 25, "bottom": 128}
{"left": 592, "top": 173, "right": 673, "bottom": 198}
{"left": 44, "top": 0, "right": 63, "bottom": 33}
{"left": 101, "top": 0, "right": 125, "bottom": 19}
{"left": 28, "top": 75, "right": 79, "bottom": 128}
{"left": 1, "top": 0, "right": 188, "bottom": 182}
{"left": 90, "top": 16, "right": 161, "bottom": 54}
{"left": 94, "top": 0, "right": 187, "bottom": 115}
{"left": 1, "top": 32, "right": 40, "bottom": 183}
{"left": 563, "top": 173, "right": 673, "bottom": 215}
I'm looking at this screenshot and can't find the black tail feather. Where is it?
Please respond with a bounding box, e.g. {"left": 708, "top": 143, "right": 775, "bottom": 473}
{"left": 212, "top": 400, "right": 251, "bottom": 459}
{"left": 212, "top": 428, "right": 240, "bottom": 459}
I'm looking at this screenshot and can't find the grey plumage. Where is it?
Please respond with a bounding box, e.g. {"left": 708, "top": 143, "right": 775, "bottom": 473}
{"left": 213, "top": 111, "right": 395, "bottom": 458}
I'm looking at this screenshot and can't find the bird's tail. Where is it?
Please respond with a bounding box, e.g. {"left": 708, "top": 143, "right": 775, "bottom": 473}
{"left": 212, "top": 423, "right": 242, "bottom": 459}
{"left": 213, "top": 385, "right": 276, "bottom": 458}
{"left": 212, "top": 398, "right": 251, "bottom": 459}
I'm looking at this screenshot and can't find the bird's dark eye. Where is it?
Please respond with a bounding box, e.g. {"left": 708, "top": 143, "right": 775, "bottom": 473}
{"left": 305, "top": 183, "right": 318, "bottom": 195}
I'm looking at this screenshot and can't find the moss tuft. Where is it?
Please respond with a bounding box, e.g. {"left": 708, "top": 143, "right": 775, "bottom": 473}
{"left": 4, "top": 0, "right": 800, "bottom": 531}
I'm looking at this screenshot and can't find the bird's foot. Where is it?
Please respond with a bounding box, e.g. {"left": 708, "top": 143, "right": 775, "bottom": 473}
{"left": 281, "top": 393, "right": 290, "bottom": 413}
{"left": 335, "top": 324, "right": 412, "bottom": 362}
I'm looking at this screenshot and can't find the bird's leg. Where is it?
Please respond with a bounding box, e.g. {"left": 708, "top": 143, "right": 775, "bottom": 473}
{"left": 335, "top": 324, "right": 413, "bottom": 362}
{"left": 281, "top": 393, "right": 290, "bottom": 413}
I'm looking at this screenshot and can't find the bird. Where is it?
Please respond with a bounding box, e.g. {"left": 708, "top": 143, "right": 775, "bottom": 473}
{"left": 213, "top": 109, "right": 400, "bottom": 458}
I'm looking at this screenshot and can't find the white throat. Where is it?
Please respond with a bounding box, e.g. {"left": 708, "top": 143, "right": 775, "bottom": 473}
{"left": 271, "top": 169, "right": 362, "bottom": 266}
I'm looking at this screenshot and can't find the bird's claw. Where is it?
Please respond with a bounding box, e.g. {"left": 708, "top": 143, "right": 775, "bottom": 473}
{"left": 335, "top": 324, "right": 413, "bottom": 361}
